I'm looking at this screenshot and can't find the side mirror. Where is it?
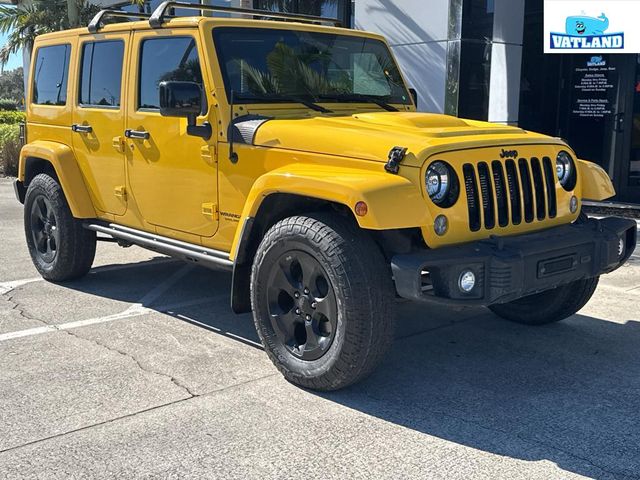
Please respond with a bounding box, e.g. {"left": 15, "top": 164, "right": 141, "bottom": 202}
{"left": 159, "top": 81, "right": 204, "bottom": 117}
{"left": 408, "top": 88, "right": 418, "bottom": 109}
{"left": 158, "top": 81, "right": 211, "bottom": 140}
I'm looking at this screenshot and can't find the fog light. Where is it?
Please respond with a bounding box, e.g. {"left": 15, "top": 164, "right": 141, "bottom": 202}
{"left": 434, "top": 215, "right": 448, "bottom": 236}
{"left": 618, "top": 238, "right": 625, "bottom": 258}
{"left": 458, "top": 270, "right": 476, "bottom": 293}
{"left": 570, "top": 195, "right": 579, "bottom": 214}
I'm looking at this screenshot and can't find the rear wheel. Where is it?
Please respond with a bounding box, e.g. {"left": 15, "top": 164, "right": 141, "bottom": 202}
{"left": 251, "top": 213, "right": 395, "bottom": 391}
{"left": 24, "top": 173, "right": 96, "bottom": 281}
{"left": 488, "top": 277, "right": 599, "bottom": 325}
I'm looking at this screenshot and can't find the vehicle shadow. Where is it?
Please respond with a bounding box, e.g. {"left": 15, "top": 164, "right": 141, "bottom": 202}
{"left": 66, "top": 258, "right": 640, "bottom": 479}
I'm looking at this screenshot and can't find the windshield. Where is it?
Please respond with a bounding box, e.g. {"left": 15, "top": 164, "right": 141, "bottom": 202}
{"left": 212, "top": 27, "right": 411, "bottom": 106}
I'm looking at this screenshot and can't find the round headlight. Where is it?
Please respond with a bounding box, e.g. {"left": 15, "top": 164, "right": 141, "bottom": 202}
{"left": 425, "top": 161, "right": 459, "bottom": 207}
{"left": 556, "top": 151, "right": 576, "bottom": 190}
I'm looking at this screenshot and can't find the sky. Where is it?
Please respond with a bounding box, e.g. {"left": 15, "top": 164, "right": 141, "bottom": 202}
{"left": 0, "top": 31, "right": 22, "bottom": 72}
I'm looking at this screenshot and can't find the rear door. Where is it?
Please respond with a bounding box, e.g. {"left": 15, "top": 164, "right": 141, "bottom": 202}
{"left": 125, "top": 29, "right": 218, "bottom": 237}
{"left": 72, "top": 32, "right": 129, "bottom": 216}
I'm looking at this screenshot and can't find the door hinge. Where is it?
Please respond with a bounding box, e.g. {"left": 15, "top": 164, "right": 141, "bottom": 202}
{"left": 200, "top": 145, "right": 216, "bottom": 165}
{"left": 114, "top": 186, "right": 127, "bottom": 199}
{"left": 112, "top": 135, "right": 125, "bottom": 153}
{"left": 202, "top": 202, "right": 219, "bottom": 220}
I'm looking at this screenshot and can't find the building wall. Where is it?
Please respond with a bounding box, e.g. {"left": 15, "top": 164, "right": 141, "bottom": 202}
{"left": 355, "top": 0, "right": 525, "bottom": 124}
{"left": 354, "top": 0, "right": 450, "bottom": 114}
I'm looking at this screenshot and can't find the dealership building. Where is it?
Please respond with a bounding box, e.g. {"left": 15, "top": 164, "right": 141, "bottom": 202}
{"left": 19, "top": 0, "right": 640, "bottom": 202}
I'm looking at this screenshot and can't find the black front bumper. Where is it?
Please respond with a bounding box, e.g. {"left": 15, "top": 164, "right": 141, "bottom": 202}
{"left": 391, "top": 217, "right": 637, "bottom": 306}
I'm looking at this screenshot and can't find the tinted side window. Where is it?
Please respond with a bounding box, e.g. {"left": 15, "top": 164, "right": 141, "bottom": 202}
{"left": 138, "top": 37, "right": 202, "bottom": 109}
{"left": 32, "top": 44, "right": 71, "bottom": 106}
{"left": 79, "top": 41, "right": 125, "bottom": 107}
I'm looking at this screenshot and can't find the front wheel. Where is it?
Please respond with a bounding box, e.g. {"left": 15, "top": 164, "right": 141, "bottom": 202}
{"left": 488, "top": 277, "right": 599, "bottom": 325}
{"left": 24, "top": 173, "right": 96, "bottom": 281}
{"left": 251, "top": 213, "right": 395, "bottom": 391}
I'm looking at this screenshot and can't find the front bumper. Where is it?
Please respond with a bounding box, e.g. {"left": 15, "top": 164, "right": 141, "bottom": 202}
{"left": 391, "top": 217, "right": 637, "bottom": 306}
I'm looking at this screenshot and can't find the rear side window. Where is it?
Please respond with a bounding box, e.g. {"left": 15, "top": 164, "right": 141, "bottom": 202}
{"left": 32, "top": 44, "right": 71, "bottom": 106}
{"left": 79, "top": 40, "right": 125, "bottom": 107}
{"left": 138, "top": 36, "right": 202, "bottom": 110}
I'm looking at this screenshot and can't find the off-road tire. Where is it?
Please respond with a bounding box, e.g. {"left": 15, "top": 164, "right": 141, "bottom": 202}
{"left": 488, "top": 277, "right": 599, "bottom": 325}
{"left": 24, "top": 173, "right": 96, "bottom": 281}
{"left": 251, "top": 213, "right": 395, "bottom": 391}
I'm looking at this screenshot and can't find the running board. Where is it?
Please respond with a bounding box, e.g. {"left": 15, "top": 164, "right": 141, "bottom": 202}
{"left": 84, "top": 222, "right": 233, "bottom": 271}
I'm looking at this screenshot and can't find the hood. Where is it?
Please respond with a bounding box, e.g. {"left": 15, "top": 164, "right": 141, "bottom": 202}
{"left": 247, "top": 112, "right": 560, "bottom": 167}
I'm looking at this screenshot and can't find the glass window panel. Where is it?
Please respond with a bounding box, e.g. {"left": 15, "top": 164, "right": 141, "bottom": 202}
{"left": 213, "top": 27, "right": 410, "bottom": 104}
{"left": 32, "top": 45, "right": 71, "bottom": 106}
{"left": 79, "top": 41, "right": 124, "bottom": 107}
{"left": 462, "top": 0, "right": 495, "bottom": 40}
{"left": 138, "top": 37, "right": 203, "bottom": 109}
{"left": 457, "top": 40, "right": 491, "bottom": 120}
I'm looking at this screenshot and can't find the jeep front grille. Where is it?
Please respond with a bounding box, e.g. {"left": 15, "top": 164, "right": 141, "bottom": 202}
{"left": 462, "top": 157, "right": 557, "bottom": 232}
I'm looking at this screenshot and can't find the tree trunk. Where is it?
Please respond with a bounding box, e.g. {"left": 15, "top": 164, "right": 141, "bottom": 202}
{"left": 67, "top": 0, "right": 79, "bottom": 27}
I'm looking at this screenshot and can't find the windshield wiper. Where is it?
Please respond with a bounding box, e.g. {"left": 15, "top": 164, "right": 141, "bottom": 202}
{"left": 318, "top": 94, "right": 399, "bottom": 112}
{"left": 234, "top": 93, "right": 332, "bottom": 113}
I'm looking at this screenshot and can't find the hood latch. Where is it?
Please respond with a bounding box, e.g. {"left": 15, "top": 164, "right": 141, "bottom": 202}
{"left": 385, "top": 146, "right": 408, "bottom": 174}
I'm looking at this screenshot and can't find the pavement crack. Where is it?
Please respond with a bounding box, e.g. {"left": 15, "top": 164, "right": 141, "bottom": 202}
{"left": 0, "top": 372, "right": 279, "bottom": 456}
{"left": 4, "top": 293, "right": 49, "bottom": 327}
{"left": 61, "top": 329, "right": 198, "bottom": 398}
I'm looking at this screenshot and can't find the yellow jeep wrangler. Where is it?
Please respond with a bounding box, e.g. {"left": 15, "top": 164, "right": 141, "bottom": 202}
{"left": 14, "top": 1, "right": 637, "bottom": 390}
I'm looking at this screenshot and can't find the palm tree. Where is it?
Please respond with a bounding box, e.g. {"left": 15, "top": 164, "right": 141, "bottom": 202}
{"left": 0, "top": 0, "right": 101, "bottom": 67}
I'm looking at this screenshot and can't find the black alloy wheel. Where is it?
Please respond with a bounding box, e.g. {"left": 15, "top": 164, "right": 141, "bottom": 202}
{"left": 267, "top": 250, "right": 337, "bottom": 361}
{"left": 29, "top": 194, "right": 59, "bottom": 264}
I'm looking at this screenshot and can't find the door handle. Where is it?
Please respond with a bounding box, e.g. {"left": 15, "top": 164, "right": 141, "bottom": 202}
{"left": 124, "top": 129, "right": 150, "bottom": 140}
{"left": 71, "top": 124, "right": 92, "bottom": 134}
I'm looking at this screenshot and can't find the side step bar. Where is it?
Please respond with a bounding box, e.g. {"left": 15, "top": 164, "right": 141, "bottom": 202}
{"left": 84, "top": 222, "right": 233, "bottom": 271}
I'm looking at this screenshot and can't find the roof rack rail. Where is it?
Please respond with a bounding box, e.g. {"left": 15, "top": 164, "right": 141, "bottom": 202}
{"left": 148, "top": 1, "right": 341, "bottom": 29}
{"left": 88, "top": 9, "right": 152, "bottom": 33}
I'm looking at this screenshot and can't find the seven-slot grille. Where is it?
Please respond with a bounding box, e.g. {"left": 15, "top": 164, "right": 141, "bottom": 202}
{"left": 463, "top": 157, "right": 557, "bottom": 232}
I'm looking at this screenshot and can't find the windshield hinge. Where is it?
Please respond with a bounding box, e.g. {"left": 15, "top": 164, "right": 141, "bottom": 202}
{"left": 385, "top": 146, "right": 408, "bottom": 174}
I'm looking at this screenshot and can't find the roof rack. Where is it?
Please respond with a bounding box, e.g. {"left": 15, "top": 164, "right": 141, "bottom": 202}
{"left": 88, "top": 10, "right": 152, "bottom": 34}
{"left": 149, "top": 1, "right": 342, "bottom": 28}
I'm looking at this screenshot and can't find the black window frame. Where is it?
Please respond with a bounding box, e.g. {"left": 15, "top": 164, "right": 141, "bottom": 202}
{"left": 78, "top": 39, "right": 126, "bottom": 110}
{"left": 136, "top": 35, "right": 203, "bottom": 112}
{"left": 31, "top": 43, "right": 72, "bottom": 107}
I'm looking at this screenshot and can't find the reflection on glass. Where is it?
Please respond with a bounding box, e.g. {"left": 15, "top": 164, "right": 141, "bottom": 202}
{"left": 213, "top": 27, "right": 410, "bottom": 105}
{"left": 630, "top": 56, "right": 640, "bottom": 186}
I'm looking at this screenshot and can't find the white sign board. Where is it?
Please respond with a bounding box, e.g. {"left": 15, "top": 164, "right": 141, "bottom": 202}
{"left": 544, "top": 0, "right": 640, "bottom": 53}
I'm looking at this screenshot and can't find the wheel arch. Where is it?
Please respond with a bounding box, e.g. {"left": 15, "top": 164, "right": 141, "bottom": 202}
{"left": 19, "top": 141, "right": 96, "bottom": 218}
{"left": 230, "top": 191, "right": 424, "bottom": 314}
{"left": 230, "top": 192, "right": 355, "bottom": 313}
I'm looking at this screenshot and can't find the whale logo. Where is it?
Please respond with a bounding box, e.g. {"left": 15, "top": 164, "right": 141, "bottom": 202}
{"left": 550, "top": 12, "right": 623, "bottom": 50}
{"left": 566, "top": 13, "right": 609, "bottom": 36}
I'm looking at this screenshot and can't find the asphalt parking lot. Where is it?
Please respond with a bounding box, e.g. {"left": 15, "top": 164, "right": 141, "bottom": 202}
{"left": 1, "top": 177, "right": 640, "bottom": 479}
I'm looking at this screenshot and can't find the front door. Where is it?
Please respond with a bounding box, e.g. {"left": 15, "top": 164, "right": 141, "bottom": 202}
{"left": 72, "top": 33, "right": 129, "bottom": 216}
{"left": 125, "top": 30, "right": 218, "bottom": 237}
{"left": 615, "top": 55, "right": 640, "bottom": 203}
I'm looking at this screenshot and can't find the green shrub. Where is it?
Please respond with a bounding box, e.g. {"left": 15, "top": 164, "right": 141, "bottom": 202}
{"left": 0, "top": 98, "right": 18, "bottom": 111}
{"left": 0, "top": 110, "right": 25, "bottom": 124}
{"left": 0, "top": 124, "right": 21, "bottom": 176}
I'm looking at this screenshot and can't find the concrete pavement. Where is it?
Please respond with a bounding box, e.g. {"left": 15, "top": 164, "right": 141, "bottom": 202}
{"left": 1, "top": 177, "right": 640, "bottom": 479}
